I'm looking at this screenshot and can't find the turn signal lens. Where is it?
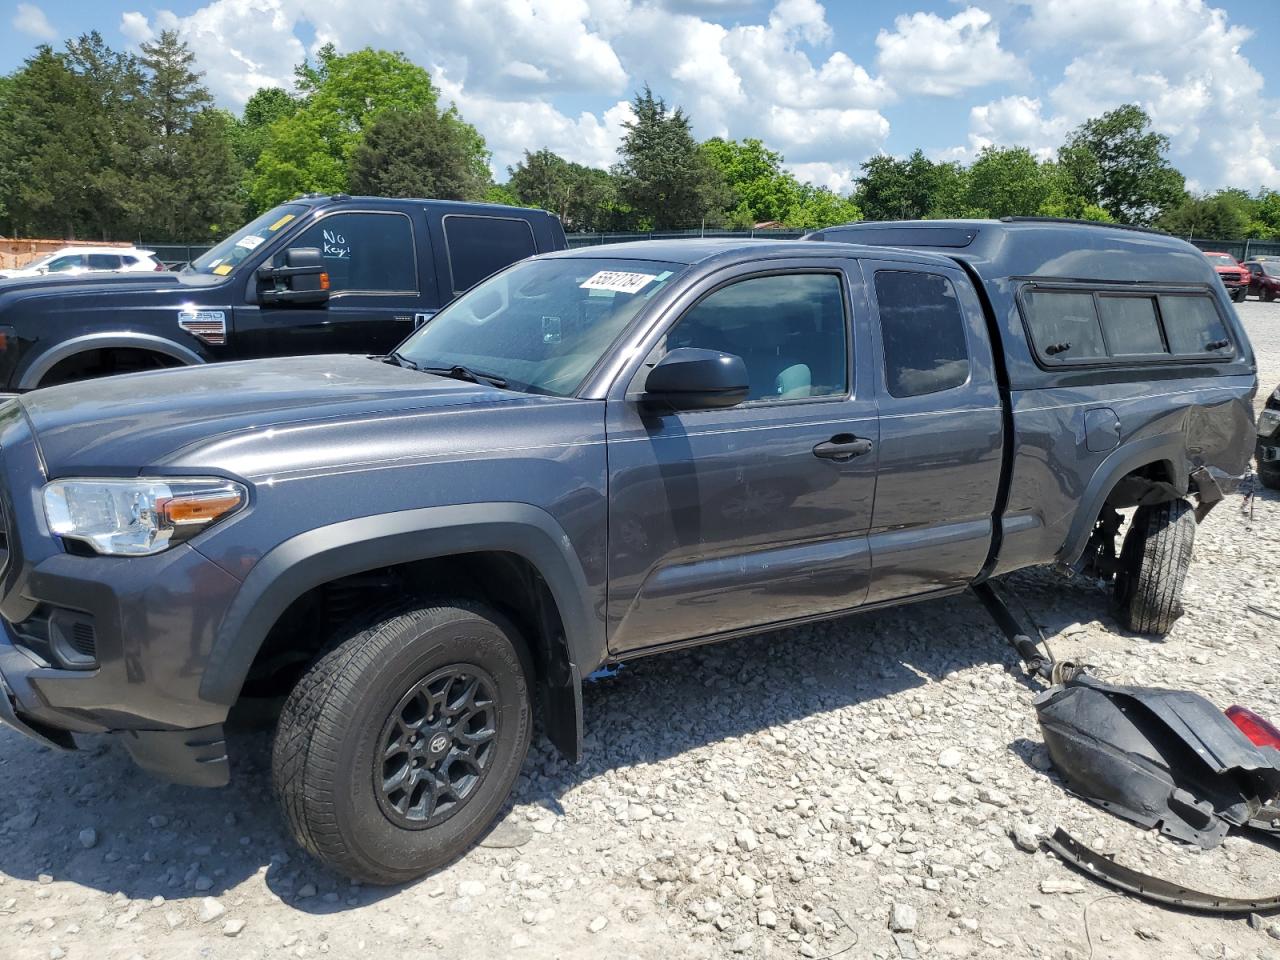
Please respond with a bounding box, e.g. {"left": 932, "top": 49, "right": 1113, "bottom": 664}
{"left": 159, "top": 491, "right": 245, "bottom": 526}
{"left": 1226, "top": 705, "right": 1280, "bottom": 749}
{"left": 319, "top": 272, "right": 330, "bottom": 291}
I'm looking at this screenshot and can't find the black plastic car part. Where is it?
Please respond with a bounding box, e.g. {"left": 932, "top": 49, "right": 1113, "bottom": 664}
{"left": 1043, "top": 827, "right": 1280, "bottom": 914}
{"left": 1034, "top": 673, "right": 1280, "bottom": 847}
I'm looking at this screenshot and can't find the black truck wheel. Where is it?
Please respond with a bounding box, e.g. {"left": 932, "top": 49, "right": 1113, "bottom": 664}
{"left": 272, "top": 600, "right": 532, "bottom": 884}
{"left": 1113, "top": 499, "right": 1196, "bottom": 636}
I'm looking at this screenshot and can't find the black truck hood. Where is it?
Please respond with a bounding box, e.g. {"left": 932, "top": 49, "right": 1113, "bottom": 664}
{"left": 0, "top": 272, "right": 178, "bottom": 296}
{"left": 20, "top": 354, "right": 521, "bottom": 475}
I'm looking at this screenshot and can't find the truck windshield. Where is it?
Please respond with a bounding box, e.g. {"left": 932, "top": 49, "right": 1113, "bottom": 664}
{"left": 396, "top": 257, "right": 684, "bottom": 396}
{"left": 186, "top": 204, "right": 308, "bottom": 276}
{"left": 1206, "top": 254, "right": 1237, "bottom": 266}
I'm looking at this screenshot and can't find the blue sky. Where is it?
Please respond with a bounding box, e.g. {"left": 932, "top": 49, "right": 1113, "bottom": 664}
{"left": 6, "top": 0, "right": 1279, "bottom": 192}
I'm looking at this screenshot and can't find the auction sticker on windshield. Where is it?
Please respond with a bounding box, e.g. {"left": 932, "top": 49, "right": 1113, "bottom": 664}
{"left": 579, "top": 271, "right": 656, "bottom": 294}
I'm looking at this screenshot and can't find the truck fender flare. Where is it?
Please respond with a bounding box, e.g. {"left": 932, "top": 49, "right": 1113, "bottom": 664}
{"left": 1057, "top": 434, "right": 1187, "bottom": 567}
{"left": 17, "top": 332, "right": 205, "bottom": 390}
{"left": 198, "top": 503, "right": 599, "bottom": 713}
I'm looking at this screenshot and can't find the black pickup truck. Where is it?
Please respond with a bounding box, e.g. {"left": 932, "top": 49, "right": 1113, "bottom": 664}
{"left": 0, "top": 196, "right": 566, "bottom": 391}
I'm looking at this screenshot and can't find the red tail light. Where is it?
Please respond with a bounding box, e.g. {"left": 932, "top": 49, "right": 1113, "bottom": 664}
{"left": 1226, "top": 706, "right": 1280, "bottom": 748}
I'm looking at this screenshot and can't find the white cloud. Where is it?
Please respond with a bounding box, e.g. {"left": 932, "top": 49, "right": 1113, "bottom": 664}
{"left": 12, "top": 2, "right": 56, "bottom": 40}
{"left": 123, "top": 1, "right": 306, "bottom": 104}
{"left": 875, "top": 6, "right": 1023, "bottom": 97}
{"left": 119, "top": 11, "right": 154, "bottom": 45}
{"left": 1016, "top": 0, "right": 1280, "bottom": 189}
{"left": 112, "top": 0, "right": 1279, "bottom": 193}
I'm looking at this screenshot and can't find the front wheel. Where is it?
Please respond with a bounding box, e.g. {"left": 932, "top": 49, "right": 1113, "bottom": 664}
{"left": 1113, "top": 499, "right": 1196, "bottom": 636}
{"left": 272, "top": 600, "right": 533, "bottom": 884}
{"left": 1231, "top": 288, "right": 1247, "bottom": 302}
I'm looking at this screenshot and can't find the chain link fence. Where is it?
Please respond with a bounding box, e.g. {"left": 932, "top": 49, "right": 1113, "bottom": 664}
{"left": 1183, "top": 237, "right": 1280, "bottom": 260}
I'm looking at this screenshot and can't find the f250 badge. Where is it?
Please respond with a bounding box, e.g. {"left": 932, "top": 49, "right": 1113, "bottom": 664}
{"left": 177, "top": 309, "right": 227, "bottom": 346}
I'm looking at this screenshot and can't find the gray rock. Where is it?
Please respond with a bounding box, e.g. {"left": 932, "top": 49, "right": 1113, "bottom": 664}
{"left": 1011, "top": 822, "right": 1041, "bottom": 853}
{"left": 890, "top": 901, "right": 918, "bottom": 933}
{"left": 732, "top": 933, "right": 754, "bottom": 953}
{"left": 197, "top": 898, "right": 225, "bottom": 923}
{"left": 223, "top": 918, "right": 247, "bottom": 937}
{"left": 77, "top": 828, "right": 97, "bottom": 849}
{"left": 588, "top": 915, "right": 608, "bottom": 933}
{"left": 937, "top": 749, "right": 963, "bottom": 769}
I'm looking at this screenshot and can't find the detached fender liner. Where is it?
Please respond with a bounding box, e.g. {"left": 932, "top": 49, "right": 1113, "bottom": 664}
{"left": 1044, "top": 827, "right": 1280, "bottom": 915}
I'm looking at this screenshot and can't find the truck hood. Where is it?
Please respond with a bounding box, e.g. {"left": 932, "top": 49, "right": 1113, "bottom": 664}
{"left": 19, "top": 354, "right": 524, "bottom": 476}
{"left": 0, "top": 272, "right": 176, "bottom": 295}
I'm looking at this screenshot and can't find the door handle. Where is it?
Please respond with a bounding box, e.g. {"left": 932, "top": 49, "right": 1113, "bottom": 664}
{"left": 812, "top": 435, "right": 874, "bottom": 461}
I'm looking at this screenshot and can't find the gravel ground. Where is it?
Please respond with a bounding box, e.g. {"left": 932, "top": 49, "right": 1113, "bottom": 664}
{"left": 2, "top": 299, "right": 1279, "bottom": 960}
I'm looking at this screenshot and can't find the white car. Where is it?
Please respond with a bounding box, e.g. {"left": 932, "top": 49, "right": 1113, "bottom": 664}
{"left": 0, "top": 246, "right": 164, "bottom": 280}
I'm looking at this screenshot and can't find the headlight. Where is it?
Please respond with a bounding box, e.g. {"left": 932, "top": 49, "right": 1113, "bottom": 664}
{"left": 43, "top": 477, "right": 247, "bottom": 556}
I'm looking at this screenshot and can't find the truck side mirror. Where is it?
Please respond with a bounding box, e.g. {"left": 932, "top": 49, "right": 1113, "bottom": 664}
{"left": 257, "top": 247, "right": 330, "bottom": 305}
{"left": 643, "top": 348, "right": 749, "bottom": 411}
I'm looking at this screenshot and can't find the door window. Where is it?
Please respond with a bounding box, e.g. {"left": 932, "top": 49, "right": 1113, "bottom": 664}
{"left": 874, "top": 270, "right": 971, "bottom": 397}
{"left": 662, "top": 273, "right": 848, "bottom": 402}
{"left": 86, "top": 254, "right": 122, "bottom": 270}
{"left": 444, "top": 216, "right": 537, "bottom": 295}
{"left": 46, "top": 255, "right": 84, "bottom": 272}
{"left": 287, "top": 212, "right": 417, "bottom": 294}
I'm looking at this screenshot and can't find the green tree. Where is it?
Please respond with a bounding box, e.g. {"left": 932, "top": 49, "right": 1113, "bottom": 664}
{"left": 1158, "top": 191, "right": 1252, "bottom": 238}
{"left": 0, "top": 36, "right": 149, "bottom": 239}
{"left": 250, "top": 46, "right": 439, "bottom": 209}
{"left": 784, "top": 184, "right": 861, "bottom": 230}
{"left": 855, "top": 150, "right": 955, "bottom": 221}
{"left": 964, "top": 146, "right": 1049, "bottom": 218}
{"left": 506, "top": 149, "right": 624, "bottom": 231}
{"left": 138, "top": 29, "right": 210, "bottom": 139}
{"left": 614, "top": 86, "right": 727, "bottom": 230}
{"left": 349, "top": 104, "right": 490, "bottom": 200}
{"left": 174, "top": 108, "right": 246, "bottom": 239}
{"left": 136, "top": 30, "right": 224, "bottom": 239}
{"left": 233, "top": 87, "right": 297, "bottom": 169}
{"left": 1058, "top": 104, "right": 1185, "bottom": 225}
{"left": 701, "top": 137, "right": 799, "bottom": 226}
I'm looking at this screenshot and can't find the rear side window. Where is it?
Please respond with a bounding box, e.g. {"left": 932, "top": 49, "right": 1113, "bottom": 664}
{"left": 1159, "top": 296, "right": 1232, "bottom": 356}
{"left": 1023, "top": 288, "right": 1232, "bottom": 364}
{"left": 445, "top": 216, "right": 537, "bottom": 295}
{"left": 1097, "top": 296, "right": 1164, "bottom": 355}
{"left": 86, "top": 254, "right": 121, "bottom": 270}
{"left": 874, "top": 270, "right": 970, "bottom": 398}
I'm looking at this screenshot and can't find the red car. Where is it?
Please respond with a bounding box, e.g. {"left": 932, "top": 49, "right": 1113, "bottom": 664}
{"left": 1244, "top": 259, "right": 1280, "bottom": 302}
{"left": 1204, "top": 251, "right": 1249, "bottom": 302}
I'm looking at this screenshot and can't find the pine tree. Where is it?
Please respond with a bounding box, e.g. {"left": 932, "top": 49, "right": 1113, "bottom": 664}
{"left": 615, "top": 86, "right": 726, "bottom": 230}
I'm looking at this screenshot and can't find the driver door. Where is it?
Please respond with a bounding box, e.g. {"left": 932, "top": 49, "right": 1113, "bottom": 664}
{"left": 234, "top": 210, "right": 425, "bottom": 357}
{"left": 604, "top": 262, "right": 879, "bottom": 655}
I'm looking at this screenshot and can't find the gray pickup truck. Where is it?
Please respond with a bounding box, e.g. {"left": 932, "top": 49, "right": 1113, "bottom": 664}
{"left": 0, "top": 218, "right": 1257, "bottom": 883}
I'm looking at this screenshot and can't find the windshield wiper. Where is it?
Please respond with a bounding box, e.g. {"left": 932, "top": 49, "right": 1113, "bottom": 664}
{"left": 419, "top": 364, "right": 509, "bottom": 389}
{"left": 385, "top": 350, "right": 420, "bottom": 370}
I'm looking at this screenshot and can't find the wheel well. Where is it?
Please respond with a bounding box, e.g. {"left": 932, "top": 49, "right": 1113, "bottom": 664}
{"left": 38, "top": 347, "right": 184, "bottom": 388}
{"left": 1104, "top": 459, "right": 1181, "bottom": 509}
{"left": 238, "top": 552, "right": 571, "bottom": 707}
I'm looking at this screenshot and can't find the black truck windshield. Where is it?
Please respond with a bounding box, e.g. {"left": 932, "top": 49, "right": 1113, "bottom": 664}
{"left": 396, "top": 257, "right": 684, "bottom": 397}
{"left": 186, "top": 204, "right": 308, "bottom": 276}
